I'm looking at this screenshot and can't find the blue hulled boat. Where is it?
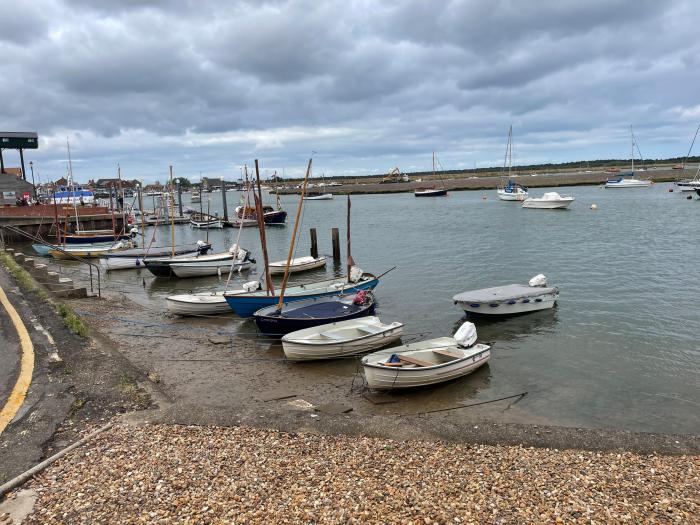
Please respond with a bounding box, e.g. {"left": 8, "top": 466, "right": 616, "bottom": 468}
{"left": 253, "top": 291, "right": 376, "bottom": 336}
{"left": 224, "top": 273, "right": 379, "bottom": 317}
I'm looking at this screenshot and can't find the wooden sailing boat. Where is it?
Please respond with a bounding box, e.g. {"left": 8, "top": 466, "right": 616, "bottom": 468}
{"left": 414, "top": 152, "right": 448, "bottom": 197}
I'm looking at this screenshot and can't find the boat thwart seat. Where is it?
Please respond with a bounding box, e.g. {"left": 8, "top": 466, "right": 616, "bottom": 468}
{"left": 394, "top": 355, "right": 433, "bottom": 367}
{"left": 432, "top": 348, "right": 462, "bottom": 359}
{"left": 319, "top": 331, "right": 346, "bottom": 341}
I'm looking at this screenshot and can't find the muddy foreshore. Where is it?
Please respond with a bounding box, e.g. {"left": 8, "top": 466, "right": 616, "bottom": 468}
{"left": 64, "top": 292, "right": 699, "bottom": 456}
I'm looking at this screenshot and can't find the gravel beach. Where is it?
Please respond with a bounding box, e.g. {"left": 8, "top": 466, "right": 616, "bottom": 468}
{"left": 9, "top": 422, "right": 698, "bottom": 524}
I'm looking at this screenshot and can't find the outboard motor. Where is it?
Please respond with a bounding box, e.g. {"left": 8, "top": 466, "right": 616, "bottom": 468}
{"left": 453, "top": 321, "right": 477, "bottom": 348}
{"left": 196, "top": 239, "right": 210, "bottom": 254}
{"left": 528, "top": 274, "right": 548, "bottom": 287}
{"left": 242, "top": 280, "right": 260, "bottom": 292}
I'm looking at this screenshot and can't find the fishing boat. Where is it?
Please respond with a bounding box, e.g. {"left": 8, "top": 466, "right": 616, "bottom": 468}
{"left": 170, "top": 248, "right": 254, "bottom": 278}
{"left": 522, "top": 192, "right": 574, "bottom": 209}
{"left": 414, "top": 152, "right": 448, "bottom": 197}
{"left": 304, "top": 193, "right": 333, "bottom": 200}
{"left": 453, "top": 274, "right": 558, "bottom": 315}
{"left": 190, "top": 217, "right": 223, "bottom": 228}
{"left": 361, "top": 321, "right": 490, "bottom": 390}
{"left": 268, "top": 255, "right": 326, "bottom": 275}
{"left": 48, "top": 240, "right": 134, "bottom": 259}
{"left": 165, "top": 291, "right": 229, "bottom": 316}
{"left": 144, "top": 246, "right": 247, "bottom": 277}
{"left": 497, "top": 126, "right": 529, "bottom": 201}
{"left": 99, "top": 241, "right": 211, "bottom": 271}
{"left": 605, "top": 126, "right": 651, "bottom": 188}
{"left": 253, "top": 291, "right": 376, "bottom": 336}
{"left": 281, "top": 316, "right": 404, "bottom": 361}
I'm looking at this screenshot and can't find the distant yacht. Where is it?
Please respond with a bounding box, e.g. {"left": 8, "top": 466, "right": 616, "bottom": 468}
{"left": 497, "top": 126, "right": 528, "bottom": 201}
{"left": 605, "top": 126, "right": 651, "bottom": 189}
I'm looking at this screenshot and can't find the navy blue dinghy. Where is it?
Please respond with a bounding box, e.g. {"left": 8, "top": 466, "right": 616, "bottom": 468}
{"left": 253, "top": 291, "right": 376, "bottom": 336}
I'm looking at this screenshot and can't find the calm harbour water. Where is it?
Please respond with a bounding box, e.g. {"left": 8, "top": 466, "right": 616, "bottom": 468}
{"left": 68, "top": 185, "right": 700, "bottom": 434}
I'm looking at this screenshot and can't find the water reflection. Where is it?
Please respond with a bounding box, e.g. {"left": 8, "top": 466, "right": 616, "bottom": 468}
{"left": 454, "top": 308, "right": 560, "bottom": 343}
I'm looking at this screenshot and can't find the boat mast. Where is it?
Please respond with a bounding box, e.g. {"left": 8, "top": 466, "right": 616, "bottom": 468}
{"left": 168, "top": 166, "right": 176, "bottom": 257}
{"left": 682, "top": 124, "right": 700, "bottom": 170}
{"left": 630, "top": 125, "right": 634, "bottom": 173}
{"left": 66, "top": 138, "right": 81, "bottom": 233}
{"left": 254, "top": 160, "right": 275, "bottom": 295}
{"left": 346, "top": 194, "right": 355, "bottom": 283}
{"left": 138, "top": 180, "right": 146, "bottom": 240}
{"left": 276, "top": 158, "right": 312, "bottom": 309}
{"left": 508, "top": 125, "right": 513, "bottom": 178}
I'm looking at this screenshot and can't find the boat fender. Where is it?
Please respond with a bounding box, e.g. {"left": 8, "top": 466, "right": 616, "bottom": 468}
{"left": 218, "top": 267, "right": 223, "bottom": 277}
{"left": 353, "top": 290, "right": 368, "bottom": 305}
{"left": 135, "top": 258, "right": 141, "bottom": 266}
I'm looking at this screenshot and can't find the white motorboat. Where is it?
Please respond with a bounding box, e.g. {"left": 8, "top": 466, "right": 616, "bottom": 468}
{"left": 522, "top": 192, "right": 574, "bottom": 209}
{"left": 268, "top": 255, "right": 327, "bottom": 275}
{"left": 361, "top": 322, "right": 490, "bottom": 390}
{"left": 304, "top": 193, "right": 333, "bottom": 200}
{"left": 282, "top": 316, "right": 404, "bottom": 361}
{"left": 165, "top": 291, "right": 230, "bottom": 316}
{"left": 453, "top": 274, "right": 558, "bottom": 315}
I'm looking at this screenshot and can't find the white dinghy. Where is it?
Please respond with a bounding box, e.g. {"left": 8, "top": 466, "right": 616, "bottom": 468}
{"left": 268, "top": 255, "right": 327, "bottom": 275}
{"left": 453, "top": 274, "right": 558, "bottom": 315}
{"left": 282, "top": 316, "right": 404, "bottom": 361}
{"left": 165, "top": 291, "right": 229, "bottom": 316}
{"left": 361, "top": 322, "right": 490, "bottom": 390}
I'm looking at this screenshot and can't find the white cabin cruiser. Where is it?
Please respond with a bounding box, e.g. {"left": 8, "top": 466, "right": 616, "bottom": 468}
{"left": 453, "top": 274, "right": 558, "bottom": 315}
{"left": 522, "top": 192, "right": 574, "bottom": 209}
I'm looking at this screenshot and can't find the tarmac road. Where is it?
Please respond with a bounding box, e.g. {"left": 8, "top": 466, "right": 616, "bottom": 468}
{"left": 0, "top": 284, "right": 21, "bottom": 417}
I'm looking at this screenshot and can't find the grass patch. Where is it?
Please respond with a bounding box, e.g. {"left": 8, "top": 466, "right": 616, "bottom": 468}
{"left": 1, "top": 249, "right": 89, "bottom": 337}
{"left": 56, "top": 302, "right": 90, "bottom": 337}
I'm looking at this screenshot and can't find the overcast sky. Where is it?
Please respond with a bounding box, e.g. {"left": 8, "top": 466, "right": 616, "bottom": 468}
{"left": 2, "top": 0, "right": 699, "bottom": 183}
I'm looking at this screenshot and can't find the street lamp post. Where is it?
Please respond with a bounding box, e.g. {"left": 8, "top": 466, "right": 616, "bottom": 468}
{"left": 29, "top": 161, "right": 37, "bottom": 199}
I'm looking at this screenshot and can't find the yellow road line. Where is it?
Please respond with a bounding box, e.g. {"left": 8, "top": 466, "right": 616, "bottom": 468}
{"left": 0, "top": 284, "right": 35, "bottom": 435}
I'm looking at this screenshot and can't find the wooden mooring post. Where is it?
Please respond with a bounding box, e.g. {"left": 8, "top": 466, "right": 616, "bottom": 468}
{"left": 310, "top": 228, "right": 318, "bottom": 258}
{"left": 331, "top": 227, "right": 340, "bottom": 261}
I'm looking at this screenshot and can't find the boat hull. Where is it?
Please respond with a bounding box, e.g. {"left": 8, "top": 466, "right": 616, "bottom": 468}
{"left": 253, "top": 295, "right": 376, "bottom": 336}
{"left": 170, "top": 260, "right": 253, "bottom": 278}
{"left": 414, "top": 189, "right": 447, "bottom": 197}
{"left": 64, "top": 233, "right": 131, "bottom": 244}
{"left": 224, "top": 276, "right": 379, "bottom": 317}
{"left": 264, "top": 210, "right": 287, "bottom": 224}
{"left": 268, "top": 256, "right": 327, "bottom": 275}
{"left": 497, "top": 189, "right": 527, "bottom": 201}
{"left": 362, "top": 341, "right": 490, "bottom": 390}
{"left": 454, "top": 293, "right": 558, "bottom": 315}
{"left": 100, "top": 244, "right": 211, "bottom": 271}
{"left": 522, "top": 199, "right": 573, "bottom": 209}
{"left": 166, "top": 292, "right": 230, "bottom": 316}
{"left": 282, "top": 317, "right": 404, "bottom": 361}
